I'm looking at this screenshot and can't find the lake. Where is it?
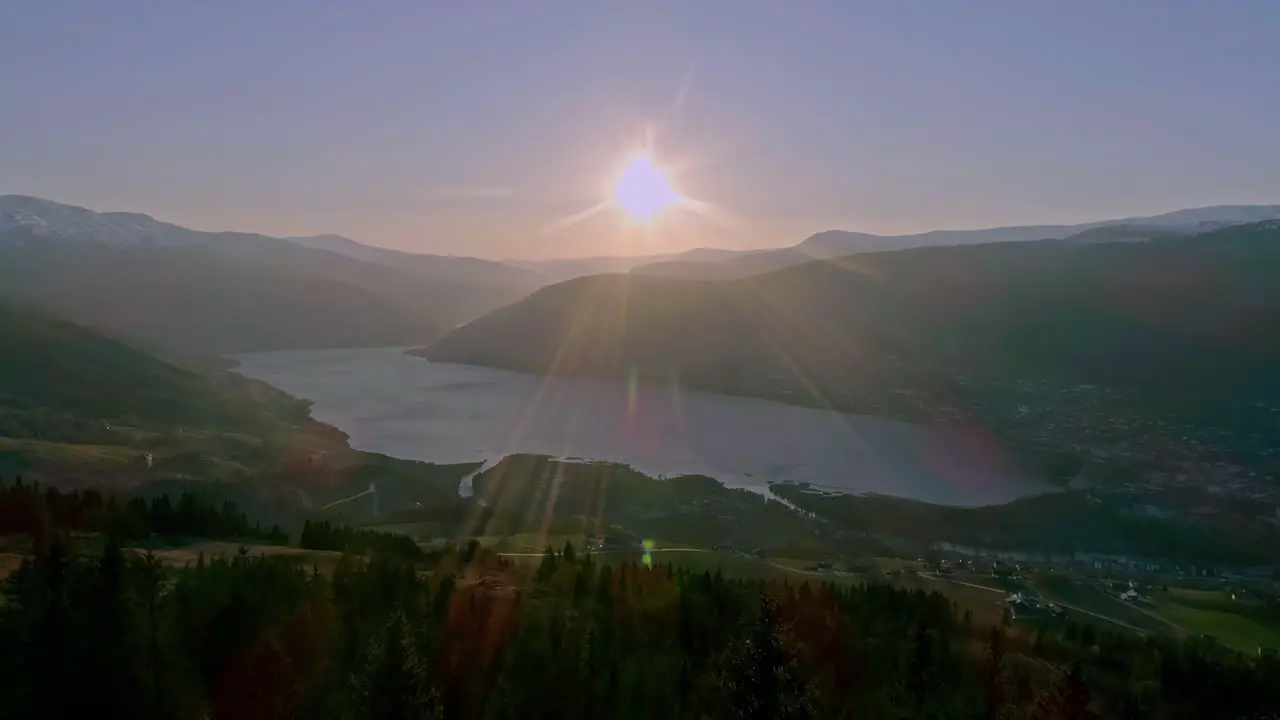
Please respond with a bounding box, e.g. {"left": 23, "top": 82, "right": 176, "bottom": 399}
{"left": 233, "top": 347, "right": 1053, "bottom": 507}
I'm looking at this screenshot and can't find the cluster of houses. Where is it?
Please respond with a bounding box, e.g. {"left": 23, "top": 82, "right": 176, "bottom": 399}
{"left": 1000, "top": 591, "right": 1065, "bottom": 620}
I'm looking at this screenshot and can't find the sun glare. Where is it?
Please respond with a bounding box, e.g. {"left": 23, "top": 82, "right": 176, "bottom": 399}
{"left": 613, "top": 154, "right": 682, "bottom": 222}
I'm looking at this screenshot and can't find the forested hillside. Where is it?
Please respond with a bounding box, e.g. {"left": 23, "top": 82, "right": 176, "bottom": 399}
{"left": 0, "top": 304, "right": 307, "bottom": 433}
{"left": 428, "top": 222, "right": 1280, "bottom": 406}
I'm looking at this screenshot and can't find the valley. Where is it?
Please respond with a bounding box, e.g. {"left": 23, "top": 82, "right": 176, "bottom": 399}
{"left": 8, "top": 6, "right": 1280, "bottom": 714}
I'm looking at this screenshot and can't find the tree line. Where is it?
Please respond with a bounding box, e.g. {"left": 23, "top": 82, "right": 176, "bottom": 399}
{"left": 0, "top": 477, "right": 287, "bottom": 546}
{"left": 299, "top": 519, "right": 424, "bottom": 563}
{"left": 1, "top": 530, "right": 1278, "bottom": 719}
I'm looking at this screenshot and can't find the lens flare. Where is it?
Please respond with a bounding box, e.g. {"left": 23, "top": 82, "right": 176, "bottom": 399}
{"left": 613, "top": 154, "right": 682, "bottom": 222}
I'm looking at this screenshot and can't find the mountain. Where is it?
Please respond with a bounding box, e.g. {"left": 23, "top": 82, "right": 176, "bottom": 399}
{"left": 1055, "top": 224, "right": 1182, "bottom": 245}
{"left": 0, "top": 194, "right": 200, "bottom": 248}
{"left": 423, "top": 222, "right": 1280, "bottom": 448}
{"left": 288, "top": 233, "right": 541, "bottom": 294}
{"left": 0, "top": 196, "right": 530, "bottom": 353}
{"left": 0, "top": 301, "right": 321, "bottom": 482}
{"left": 632, "top": 204, "right": 1280, "bottom": 280}
{"left": 0, "top": 303, "right": 298, "bottom": 432}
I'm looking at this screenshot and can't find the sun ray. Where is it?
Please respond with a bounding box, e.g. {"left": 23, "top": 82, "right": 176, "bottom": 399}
{"left": 537, "top": 199, "right": 611, "bottom": 238}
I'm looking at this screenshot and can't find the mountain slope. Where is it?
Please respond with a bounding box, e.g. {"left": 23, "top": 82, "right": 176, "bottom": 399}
{"left": 426, "top": 222, "right": 1280, "bottom": 415}
{"left": 0, "top": 243, "right": 444, "bottom": 354}
{"left": 0, "top": 196, "right": 527, "bottom": 352}
{"left": 0, "top": 302, "right": 323, "bottom": 484}
{"left": 0, "top": 303, "right": 285, "bottom": 430}
{"left": 0, "top": 304, "right": 476, "bottom": 515}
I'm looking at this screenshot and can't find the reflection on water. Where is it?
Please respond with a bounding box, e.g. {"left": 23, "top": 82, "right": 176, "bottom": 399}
{"left": 233, "top": 347, "right": 1054, "bottom": 508}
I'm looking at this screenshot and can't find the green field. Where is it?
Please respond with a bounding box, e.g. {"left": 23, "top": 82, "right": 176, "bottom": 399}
{"left": 1154, "top": 601, "right": 1280, "bottom": 652}
{"left": 952, "top": 572, "right": 1021, "bottom": 593}
{"left": 1030, "top": 575, "right": 1173, "bottom": 634}
{"left": 1142, "top": 587, "right": 1280, "bottom": 652}
{"left": 0, "top": 436, "right": 140, "bottom": 471}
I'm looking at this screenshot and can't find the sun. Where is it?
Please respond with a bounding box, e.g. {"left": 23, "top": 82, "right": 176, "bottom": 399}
{"left": 612, "top": 153, "right": 682, "bottom": 222}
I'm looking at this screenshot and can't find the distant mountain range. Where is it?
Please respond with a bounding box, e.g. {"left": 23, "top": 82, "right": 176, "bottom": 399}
{"left": 287, "top": 232, "right": 541, "bottom": 291}
{"left": 0, "top": 195, "right": 538, "bottom": 354}
{"left": 5, "top": 194, "right": 1279, "bottom": 355}
{"left": 630, "top": 205, "right": 1280, "bottom": 280}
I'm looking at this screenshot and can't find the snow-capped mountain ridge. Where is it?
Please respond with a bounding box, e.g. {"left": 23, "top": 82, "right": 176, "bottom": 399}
{"left": 0, "top": 195, "right": 197, "bottom": 247}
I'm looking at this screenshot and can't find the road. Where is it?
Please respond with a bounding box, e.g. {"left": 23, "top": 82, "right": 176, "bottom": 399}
{"left": 917, "top": 573, "right": 1153, "bottom": 635}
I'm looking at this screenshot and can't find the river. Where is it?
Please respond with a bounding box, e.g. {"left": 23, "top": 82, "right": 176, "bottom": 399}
{"left": 233, "top": 346, "right": 1053, "bottom": 508}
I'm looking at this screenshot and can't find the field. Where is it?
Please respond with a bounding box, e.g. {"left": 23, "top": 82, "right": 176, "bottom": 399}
{"left": 482, "top": 535, "right": 865, "bottom": 586}
{"left": 129, "top": 541, "right": 345, "bottom": 574}
{"left": 649, "top": 549, "right": 864, "bottom": 585}
{"left": 0, "top": 436, "right": 141, "bottom": 478}
{"left": 1030, "top": 574, "right": 1181, "bottom": 635}
{"left": 1154, "top": 601, "right": 1280, "bottom": 651}
{"left": 1145, "top": 587, "right": 1280, "bottom": 652}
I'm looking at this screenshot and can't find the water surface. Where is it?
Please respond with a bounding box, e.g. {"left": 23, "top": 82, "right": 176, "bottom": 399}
{"left": 234, "top": 347, "right": 1053, "bottom": 507}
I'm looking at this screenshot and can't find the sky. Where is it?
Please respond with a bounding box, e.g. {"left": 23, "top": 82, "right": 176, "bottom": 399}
{"left": 3, "top": 1, "right": 1279, "bottom": 260}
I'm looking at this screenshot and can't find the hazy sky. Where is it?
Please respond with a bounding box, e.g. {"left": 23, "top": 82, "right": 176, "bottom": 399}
{"left": 3, "top": 1, "right": 1279, "bottom": 259}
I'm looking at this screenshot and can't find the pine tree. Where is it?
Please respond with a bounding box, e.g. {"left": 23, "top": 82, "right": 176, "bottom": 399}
{"left": 350, "top": 608, "right": 441, "bottom": 720}
{"left": 983, "top": 627, "right": 1008, "bottom": 720}
{"left": 714, "top": 594, "right": 814, "bottom": 720}
{"left": 536, "top": 546, "right": 558, "bottom": 584}
{"left": 30, "top": 538, "right": 71, "bottom": 719}
{"left": 138, "top": 551, "right": 168, "bottom": 719}
{"left": 1032, "top": 662, "right": 1095, "bottom": 720}
{"left": 76, "top": 534, "right": 144, "bottom": 718}
{"left": 906, "top": 623, "right": 937, "bottom": 715}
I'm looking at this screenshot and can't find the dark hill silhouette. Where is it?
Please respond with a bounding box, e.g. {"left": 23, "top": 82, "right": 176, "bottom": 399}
{"left": 0, "top": 303, "right": 308, "bottom": 435}
{"left": 425, "top": 222, "right": 1280, "bottom": 421}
